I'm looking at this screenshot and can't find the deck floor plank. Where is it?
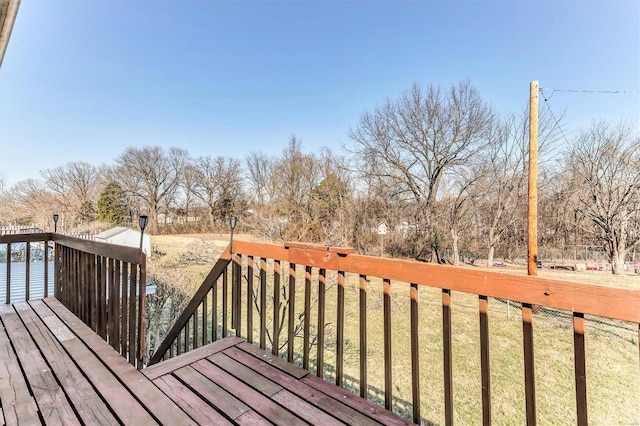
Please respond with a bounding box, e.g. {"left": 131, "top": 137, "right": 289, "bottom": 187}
{"left": 0, "top": 304, "right": 80, "bottom": 425}
{"left": 12, "top": 302, "right": 117, "bottom": 425}
{"left": 191, "top": 359, "right": 307, "bottom": 426}
{"left": 40, "top": 298, "right": 196, "bottom": 425}
{"left": 154, "top": 374, "right": 233, "bottom": 425}
{"left": 172, "top": 365, "right": 255, "bottom": 421}
{"left": 208, "top": 352, "right": 283, "bottom": 397}
{"left": 303, "top": 374, "right": 411, "bottom": 426}
{"left": 0, "top": 306, "right": 39, "bottom": 426}
{"left": 143, "top": 336, "right": 243, "bottom": 380}
{"left": 30, "top": 300, "right": 158, "bottom": 425}
{"left": 222, "top": 345, "right": 380, "bottom": 426}
{"left": 3, "top": 298, "right": 411, "bottom": 426}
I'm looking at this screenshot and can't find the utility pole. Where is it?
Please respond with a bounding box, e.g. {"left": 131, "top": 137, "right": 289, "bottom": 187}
{"left": 528, "top": 81, "right": 539, "bottom": 276}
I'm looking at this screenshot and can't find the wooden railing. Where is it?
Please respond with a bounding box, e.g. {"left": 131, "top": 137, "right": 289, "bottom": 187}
{"left": 150, "top": 240, "right": 640, "bottom": 425}
{"left": 1, "top": 233, "right": 147, "bottom": 369}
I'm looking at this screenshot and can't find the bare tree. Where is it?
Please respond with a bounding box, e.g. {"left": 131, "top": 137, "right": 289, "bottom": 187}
{"left": 565, "top": 122, "right": 640, "bottom": 274}
{"left": 245, "top": 152, "right": 277, "bottom": 206}
{"left": 348, "top": 80, "right": 494, "bottom": 261}
{"left": 113, "top": 146, "right": 187, "bottom": 230}
{"left": 192, "top": 156, "right": 245, "bottom": 227}
{"left": 40, "top": 161, "right": 100, "bottom": 225}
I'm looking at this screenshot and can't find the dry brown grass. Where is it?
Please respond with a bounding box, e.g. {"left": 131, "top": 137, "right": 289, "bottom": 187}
{"left": 154, "top": 235, "right": 640, "bottom": 425}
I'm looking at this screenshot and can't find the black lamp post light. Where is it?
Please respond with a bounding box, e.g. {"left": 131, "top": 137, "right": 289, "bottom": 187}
{"left": 139, "top": 215, "right": 149, "bottom": 250}
{"left": 53, "top": 214, "right": 59, "bottom": 233}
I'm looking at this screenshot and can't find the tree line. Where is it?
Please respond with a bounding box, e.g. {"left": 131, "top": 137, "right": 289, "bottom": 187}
{"left": 1, "top": 80, "right": 638, "bottom": 274}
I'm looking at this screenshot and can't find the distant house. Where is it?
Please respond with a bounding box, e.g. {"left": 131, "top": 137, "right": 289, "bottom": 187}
{"left": 94, "top": 227, "right": 151, "bottom": 256}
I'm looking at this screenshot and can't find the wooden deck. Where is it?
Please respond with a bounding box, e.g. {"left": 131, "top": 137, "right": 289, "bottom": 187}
{"left": 0, "top": 298, "right": 409, "bottom": 425}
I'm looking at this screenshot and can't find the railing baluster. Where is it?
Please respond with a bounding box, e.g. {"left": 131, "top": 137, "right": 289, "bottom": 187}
{"left": 260, "top": 257, "right": 267, "bottom": 350}
{"left": 573, "top": 312, "right": 587, "bottom": 426}
{"left": 5, "top": 243, "right": 11, "bottom": 304}
{"left": 128, "top": 262, "right": 136, "bottom": 364}
{"left": 222, "top": 265, "right": 228, "bottom": 338}
{"left": 410, "top": 283, "right": 420, "bottom": 424}
{"left": 98, "top": 256, "right": 106, "bottom": 339}
{"left": 337, "top": 270, "right": 346, "bottom": 387}
{"left": 317, "top": 268, "right": 326, "bottom": 378}
{"left": 272, "top": 260, "right": 281, "bottom": 355}
{"left": 137, "top": 262, "right": 146, "bottom": 369}
{"left": 234, "top": 256, "right": 242, "bottom": 336}
{"left": 303, "top": 266, "right": 312, "bottom": 370}
{"left": 443, "top": 288, "right": 453, "bottom": 426}
{"left": 108, "top": 258, "right": 116, "bottom": 348}
{"left": 247, "top": 256, "right": 254, "bottom": 344}
{"left": 25, "top": 242, "right": 30, "bottom": 300}
{"left": 212, "top": 275, "right": 218, "bottom": 341}
{"left": 479, "top": 295, "right": 491, "bottom": 426}
{"left": 359, "top": 274, "right": 368, "bottom": 399}
{"left": 287, "top": 263, "right": 296, "bottom": 363}
{"left": 384, "top": 278, "right": 392, "bottom": 411}
{"left": 185, "top": 316, "right": 191, "bottom": 352}
{"left": 522, "top": 302, "right": 536, "bottom": 425}
{"left": 193, "top": 304, "right": 199, "bottom": 349}
{"left": 89, "top": 254, "right": 96, "bottom": 331}
{"left": 44, "top": 239, "right": 49, "bottom": 297}
{"left": 121, "top": 262, "right": 129, "bottom": 356}
{"left": 113, "top": 260, "right": 121, "bottom": 353}
{"left": 202, "top": 292, "right": 208, "bottom": 346}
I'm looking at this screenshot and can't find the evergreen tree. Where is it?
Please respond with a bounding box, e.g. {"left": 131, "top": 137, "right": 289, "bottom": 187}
{"left": 97, "top": 182, "right": 128, "bottom": 226}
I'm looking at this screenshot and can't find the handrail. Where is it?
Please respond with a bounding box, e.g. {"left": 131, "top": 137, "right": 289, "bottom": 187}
{"left": 148, "top": 240, "right": 640, "bottom": 424}
{"left": 1, "top": 232, "right": 147, "bottom": 369}
{"left": 149, "top": 248, "right": 231, "bottom": 365}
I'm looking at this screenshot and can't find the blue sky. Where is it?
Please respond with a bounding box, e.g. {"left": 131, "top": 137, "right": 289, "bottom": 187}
{"left": 1, "top": 0, "right": 638, "bottom": 186}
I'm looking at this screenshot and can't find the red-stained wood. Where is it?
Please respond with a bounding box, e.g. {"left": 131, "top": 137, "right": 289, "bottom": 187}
{"left": 144, "top": 336, "right": 243, "bottom": 380}
{"left": 247, "top": 255, "right": 254, "bottom": 344}
{"left": 260, "top": 257, "right": 267, "bottom": 349}
{"left": 209, "top": 352, "right": 283, "bottom": 396}
{"left": 153, "top": 374, "right": 232, "bottom": 425}
{"left": 273, "top": 259, "right": 281, "bottom": 355}
{"left": 25, "top": 242, "right": 30, "bottom": 300}
{"left": 128, "top": 263, "right": 136, "bottom": 365}
{"left": 228, "top": 242, "right": 640, "bottom": 323}
{"left": 173, "top": 365, "right": 250, "bottom": 420}
{"left": 223, "top": 263, "right": 229, "bottom": 338}
{"left": 383, "top": 278, "right": 392, "bottom": 410}
{"left": 224, "top": 345, "right": 379, "bottom": 426}
{"left": 479, "top": 295, "right": 492, "bottom": 426}
{"left": 235, "top": 341, "right": 308, "bottom": 379}
{"left": 1, "top": 304, "right": 81, "bottom": 425}
{"left": 302, "top": 375, "right": 411, "bottom": 426}
{"left": 336, "top": 270, "right": 346, "bottom": 387}
{"left": 573, "top": 312, "right": 588, "bottom": 426}
{"left": 5, "top": 244, "right": 10, "bottom": 304}
{"left": 13, "top": 302, "right": 117, "bottom": 424}
{"left": 0, "top": 305, "right": 40, "bottom": 426}
{"left": 442, "top": 289, "right": 453, "bottom": 426}
{"left": 271, "top": 390, "right": 345, "bottom": 426}
{"left": 522, "top": 303, "right": 537, "bottom": 426}
{"left": 303, "top": 265, "right": 312, "bottom": 370}
{"left": 38, "top": 298, "right": 194, "bottom": 425}
{"left": 212, "top": 275, "right": 218, "bottom": 341}
{"left": 287, "top": 262, "right": 296, "bottom": 363}
{"left": 192, "top": 359, "right": 307, "bottom": 425}
{"left": 317, "top": 268, "right": 326, "bottom": 378}
{"left": 410, "top": 283, "right": 420, "bottom": 424}
{"left": 359, "top": 274, "right": 368, "bottom": 399}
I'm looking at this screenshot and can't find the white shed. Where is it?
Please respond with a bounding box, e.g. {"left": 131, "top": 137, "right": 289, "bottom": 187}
{"left": 94, "top": 227, "right": 151, "bottom": 256}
